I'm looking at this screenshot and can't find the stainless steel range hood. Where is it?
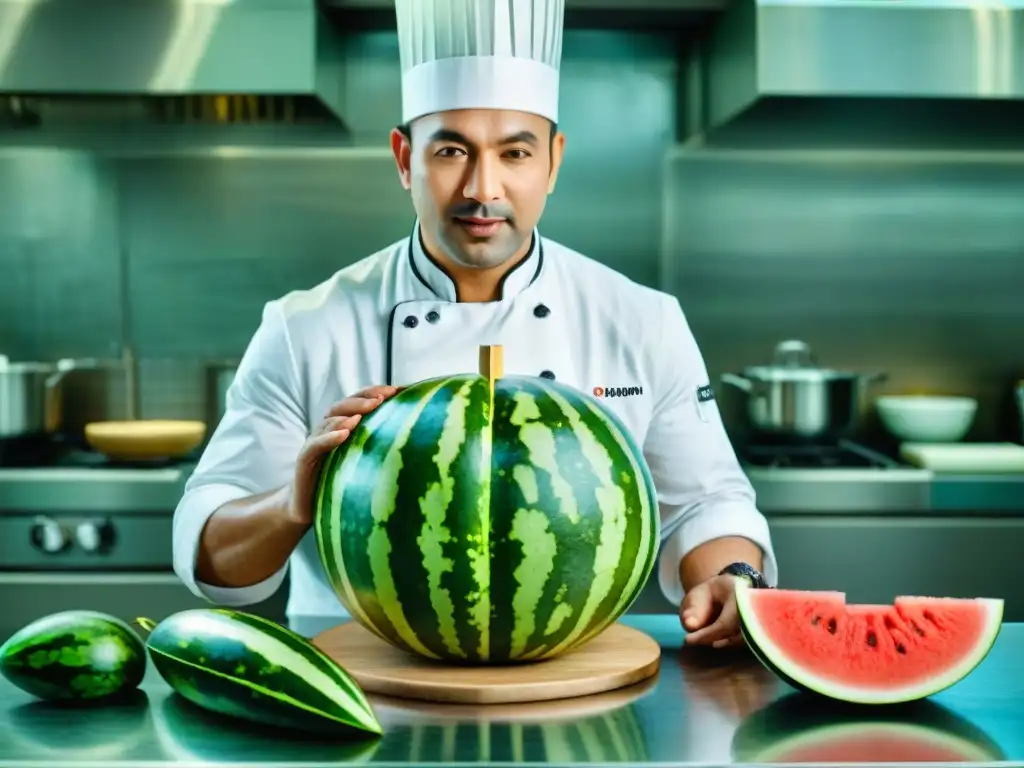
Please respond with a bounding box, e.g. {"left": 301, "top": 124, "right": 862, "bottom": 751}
{"left": 700, "top": 0, "right": 1024, "bottom": 134}
{"left": 0, "top": 0, "right": 348, "bottom": 128}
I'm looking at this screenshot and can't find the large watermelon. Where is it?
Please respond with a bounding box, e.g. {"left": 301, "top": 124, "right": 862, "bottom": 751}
{"left": 735, "top": 581, "right": 1004, "bottom": 704}
{"left": 0, "top": 611, "right": 146, "bottom": 702}
{"left": 136, "top": 609, "right": 381, "bottom": 737}
{"left": 314, "top": 366, "right": 660, "bottom": 664}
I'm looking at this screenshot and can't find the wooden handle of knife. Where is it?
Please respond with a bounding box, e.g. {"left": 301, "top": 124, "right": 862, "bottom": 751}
{"left": 479, "top": 345, "right": 504, "bottom": 386}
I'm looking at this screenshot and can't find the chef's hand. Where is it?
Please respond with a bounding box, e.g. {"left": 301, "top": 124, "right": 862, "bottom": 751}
{"left": 681, "top": 575, "right": 746, "bottom": 650}
{"left": 285, "top": 385, "right": 398, "bottom": 526}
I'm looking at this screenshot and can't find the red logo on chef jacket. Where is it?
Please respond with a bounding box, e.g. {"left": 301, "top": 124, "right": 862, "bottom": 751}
{"left": 592, "top": 385, "right": 643, "bottom": 398}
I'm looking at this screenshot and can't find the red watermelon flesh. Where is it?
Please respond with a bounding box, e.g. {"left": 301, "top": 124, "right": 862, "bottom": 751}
{"left": 735, "top": 582, "right": 1003, "bottom": 704}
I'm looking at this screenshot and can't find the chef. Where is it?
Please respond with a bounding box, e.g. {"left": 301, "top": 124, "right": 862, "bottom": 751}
{"left": 172, "top": 0, "right": 778, "bottom": 648}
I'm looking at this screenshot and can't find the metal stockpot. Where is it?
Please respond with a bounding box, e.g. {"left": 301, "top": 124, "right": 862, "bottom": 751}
{"left": 721, "top": 340, "right": 886, "bottom": 442}
{"left": 0, "top": 356, "right": 101, "bottom": 438}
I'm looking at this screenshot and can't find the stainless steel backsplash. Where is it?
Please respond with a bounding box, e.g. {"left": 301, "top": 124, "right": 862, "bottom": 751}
{"left": 667, "top": 145, "right": 1024, "bottom": 442}
{"left": 0, "top": 29, "right": 1022, "bottom": 441}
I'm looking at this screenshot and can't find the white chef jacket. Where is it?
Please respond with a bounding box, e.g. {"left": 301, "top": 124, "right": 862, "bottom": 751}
{"left": 172, "top": 221, "right": 777, "bottom": 620}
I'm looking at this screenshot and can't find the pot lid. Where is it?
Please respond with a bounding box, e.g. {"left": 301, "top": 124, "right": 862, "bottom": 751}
{"left": 742, "top": 340, "right": 859, "bottom": 382}
{"left": 740, "top": 365, "right": 855, "bottom": 382}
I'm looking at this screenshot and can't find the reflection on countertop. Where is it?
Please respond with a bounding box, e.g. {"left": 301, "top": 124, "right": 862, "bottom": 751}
{"left": 0, "top": 615, "right": 1020, "bottom": 766}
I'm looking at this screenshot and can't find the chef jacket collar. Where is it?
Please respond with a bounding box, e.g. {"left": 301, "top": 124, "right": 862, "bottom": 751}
{"left": 408, "top": 219, "right": 544, "bottom": 303}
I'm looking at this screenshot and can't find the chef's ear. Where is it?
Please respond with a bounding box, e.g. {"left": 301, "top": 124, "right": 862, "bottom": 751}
{"left": 547, "top": 127, "right": 565, "bottom": 194}
{"left": 391, "top": 124, "right": 413, "bottom": 191}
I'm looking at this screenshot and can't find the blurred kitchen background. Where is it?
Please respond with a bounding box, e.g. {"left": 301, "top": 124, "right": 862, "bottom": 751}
{"left": 1, "top": 0, "right": 1023, "bottom": 635}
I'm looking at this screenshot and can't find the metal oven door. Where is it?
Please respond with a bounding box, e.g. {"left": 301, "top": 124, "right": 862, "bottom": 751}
{"left": 0, "top": 499, "right": 287, "bottom": 640}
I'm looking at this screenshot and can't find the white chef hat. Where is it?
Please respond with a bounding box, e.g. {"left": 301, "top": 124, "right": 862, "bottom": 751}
{"left": 395, "top": 0, "right": 565, "bottom": 125}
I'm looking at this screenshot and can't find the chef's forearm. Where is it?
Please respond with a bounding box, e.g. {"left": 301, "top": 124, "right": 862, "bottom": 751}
{"left": 679, "top": 535, "right": 763, "bottom": 592}
{"left": 194, "top": 487, "right": 309, "bottom": 588}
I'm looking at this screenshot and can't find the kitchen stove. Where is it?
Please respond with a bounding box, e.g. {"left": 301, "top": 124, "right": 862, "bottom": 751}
{"left": 739, "top": 438, "right": 902, "bottom": 470}
{"left": 0, "top": 432, "right": 189, "bottom": 471}
{"left": 0, "top": 433, "right": 235, "bottom": 642}
{"left": 0, "top": 433, "right": 194, "bottom": 574}
{"left": 736, "top": 437, "right": 932, "bottom": 514}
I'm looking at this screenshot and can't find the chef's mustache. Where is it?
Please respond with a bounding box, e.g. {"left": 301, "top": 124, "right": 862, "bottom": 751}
{"left": 448, "top": 202, "right": 515, "bottom": 222}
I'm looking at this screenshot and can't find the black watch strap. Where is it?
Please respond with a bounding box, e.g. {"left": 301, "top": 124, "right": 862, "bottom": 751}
{"left": 719, "top": 561, "right": 770, "bottom": 589}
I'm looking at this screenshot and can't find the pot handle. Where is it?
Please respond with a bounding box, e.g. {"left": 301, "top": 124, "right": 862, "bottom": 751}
{"left": 42, "top": 358, "right": 108, "bottom": 432}
{"left": 44, "top": 358, "right": 105, "bottom": 388}
{"left": 721, "top": 373, "right": 755, "bottom": 393}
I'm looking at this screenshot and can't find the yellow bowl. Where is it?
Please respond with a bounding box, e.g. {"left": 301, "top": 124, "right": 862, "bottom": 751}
{"left": 84, "top": 420, "right": 206, "bottom": 461}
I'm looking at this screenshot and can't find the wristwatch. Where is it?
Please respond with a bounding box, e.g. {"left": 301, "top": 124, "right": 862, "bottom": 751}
{"left": 719, "top": 561, "right": 771, "bottom": 589}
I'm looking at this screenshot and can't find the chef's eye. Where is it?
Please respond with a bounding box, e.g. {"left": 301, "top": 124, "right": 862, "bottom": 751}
{"left": 506, "top": 149, "right": 530, "bottom": 159}
{"left": 435, "top": 146, "right": 466, "bottom": 158}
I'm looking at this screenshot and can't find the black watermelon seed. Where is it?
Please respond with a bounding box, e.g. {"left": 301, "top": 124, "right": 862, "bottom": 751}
{"left": 867, "top": 631, "right": 877, "bottom": 647}
{"left": 827, "top": 618, "right": 837, "bottom": 635}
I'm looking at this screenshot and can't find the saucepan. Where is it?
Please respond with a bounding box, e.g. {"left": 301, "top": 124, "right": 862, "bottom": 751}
{"left": 0, "top": 355, "right": 106, "bottom": 438}
{"left": 721, "top": 340, "right": 886, "bottom": 442}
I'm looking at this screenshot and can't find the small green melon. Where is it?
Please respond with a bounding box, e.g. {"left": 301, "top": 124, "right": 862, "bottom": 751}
{"left": 0, "top": 610, "right": 147, "bottom": 702}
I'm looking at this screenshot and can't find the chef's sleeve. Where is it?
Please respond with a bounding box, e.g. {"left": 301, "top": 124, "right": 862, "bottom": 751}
{"left": 644, "top": 295, "right": 778, "bottom": 606}
{"left": 172, "top": 299, "right": 308, "bottom": 606}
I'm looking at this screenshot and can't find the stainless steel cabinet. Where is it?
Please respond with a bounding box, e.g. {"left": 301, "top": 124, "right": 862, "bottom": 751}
{"left": 768, "top": 514, "right": 1024, "bottom": 621}
{"left": 626, "top": 512, "right": 1024, "bottom": 621}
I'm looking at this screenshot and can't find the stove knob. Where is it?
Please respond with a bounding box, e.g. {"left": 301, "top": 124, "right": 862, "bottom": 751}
{"left": 75, "top": 519, "right": 115, "bottom": 554}
{"left": 30, "top": 517, "right": 70, "bottom": 554}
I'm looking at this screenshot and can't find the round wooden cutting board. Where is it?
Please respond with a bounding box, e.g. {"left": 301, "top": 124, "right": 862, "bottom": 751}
{"left": 312, "top": 621, "right": 661, "bottom": 705}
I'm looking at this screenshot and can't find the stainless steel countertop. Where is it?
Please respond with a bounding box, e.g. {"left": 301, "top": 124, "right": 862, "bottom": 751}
{"left": 0, "top": 614, "right": 1021, "bottom": 767}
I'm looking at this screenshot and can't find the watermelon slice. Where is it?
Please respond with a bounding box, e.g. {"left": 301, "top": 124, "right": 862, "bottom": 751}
{"left": 734, "top": 581, "right": 1003, "bottom": 704}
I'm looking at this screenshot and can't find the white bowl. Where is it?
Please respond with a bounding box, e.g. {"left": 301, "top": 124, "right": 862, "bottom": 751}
{"left": 875, "top": 396, "right": 978, "bottom": 443}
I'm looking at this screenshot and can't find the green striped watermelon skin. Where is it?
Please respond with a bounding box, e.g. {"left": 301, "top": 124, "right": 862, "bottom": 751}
{"left": 314, "top": 373, "right": 660, "bottom": 663}
{"left": 0, "top": 610, "right": 146, "bottom": 702}
{"left": 140, "top": 609, "right": 382, "bottom": 736}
